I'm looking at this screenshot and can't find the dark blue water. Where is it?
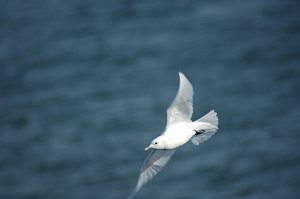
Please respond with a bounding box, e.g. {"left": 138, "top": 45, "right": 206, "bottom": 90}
{"left": 1, "top": 0, "right": 300, "bottom": 199}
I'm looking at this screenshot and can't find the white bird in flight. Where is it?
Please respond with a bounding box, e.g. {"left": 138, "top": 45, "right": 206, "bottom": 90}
{"left": 127, "top": 72, "right": 219, "bottom": 199}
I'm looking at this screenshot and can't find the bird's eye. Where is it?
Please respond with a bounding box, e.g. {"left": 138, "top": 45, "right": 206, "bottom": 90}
{"left": 155, "top": 142, "right": 157, "bottom": 144}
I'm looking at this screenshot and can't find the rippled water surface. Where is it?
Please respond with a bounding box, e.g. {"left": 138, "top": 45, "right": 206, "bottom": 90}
{"left": 1, "top": 0, "right": 299, "bottom": 199}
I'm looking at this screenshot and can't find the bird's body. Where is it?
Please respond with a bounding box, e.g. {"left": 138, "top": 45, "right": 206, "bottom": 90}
{"left": 160, "top": 121, "right": 216, "bottom": 149}
{"left": 127, "top": 72, "right": 219, "bottom": 199}
{"left": 162, "top": 122, "right": 195, "bottom": 149}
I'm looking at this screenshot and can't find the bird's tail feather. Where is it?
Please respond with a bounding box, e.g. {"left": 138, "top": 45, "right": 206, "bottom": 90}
{"left": 191, "top": 110, "right": 219, "bottom": 146}
{"left": 195, "top": 110, "right": 218, "bottom": 126}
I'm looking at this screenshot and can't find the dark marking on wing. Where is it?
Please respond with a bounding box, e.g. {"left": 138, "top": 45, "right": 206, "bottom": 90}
{"left": 194, "top": 130, "right": 205, "bottom": 135}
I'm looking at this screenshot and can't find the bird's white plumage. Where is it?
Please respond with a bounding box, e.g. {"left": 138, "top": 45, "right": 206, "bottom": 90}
{"left": 196, "top": 110, "right": 219, "bottom": 127}
{"left": 127, "top": 72, "right": 219, "bottom": 199}
{"left": 166, "top": 72, "right": 194, "bottom": 128}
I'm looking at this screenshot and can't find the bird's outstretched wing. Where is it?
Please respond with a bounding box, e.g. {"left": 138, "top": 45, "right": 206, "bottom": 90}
{"left": 127, "top": 149, "right": 175, "bottom": 199}
{"left": 166, "top": 72, "right": 194, "bottom": 129}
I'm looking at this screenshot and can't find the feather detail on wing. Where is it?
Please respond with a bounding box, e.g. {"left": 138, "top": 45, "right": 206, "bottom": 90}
{"left": 166, "top": 72, "right": 194, "bottom": 128}
{"left": 127, "top": 149, "right": 175, "bottom": 199}
{"left": 191, "top": 131, "right": 217, "bottom": 146}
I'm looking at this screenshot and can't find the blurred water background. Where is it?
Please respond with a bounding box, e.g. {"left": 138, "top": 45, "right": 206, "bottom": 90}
{"left": 1, "top": 0, "right": 300, "bottom": 199}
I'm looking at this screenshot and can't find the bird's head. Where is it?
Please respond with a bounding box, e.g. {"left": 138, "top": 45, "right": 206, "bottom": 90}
{"left": 145, "top": 136, "right": 165, "bottom": 150}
